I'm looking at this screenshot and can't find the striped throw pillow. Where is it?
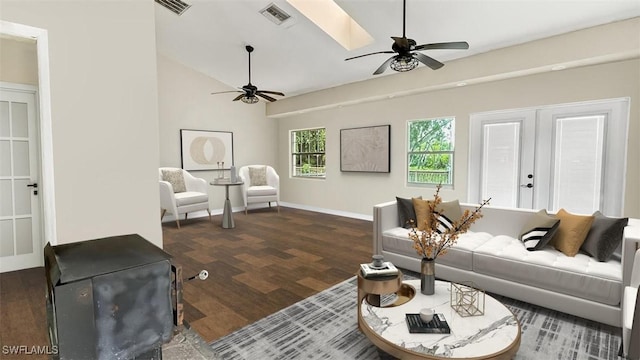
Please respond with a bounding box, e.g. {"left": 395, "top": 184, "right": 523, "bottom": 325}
{"left": 519, "top": 210, "right": 560, "bottom": 251}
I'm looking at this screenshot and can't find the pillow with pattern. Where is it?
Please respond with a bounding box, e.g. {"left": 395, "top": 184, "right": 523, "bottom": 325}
{"left": 519, "top": 209, "right": 560, "bottom": 251}
{"left": 162, "top": 169, "right": 186, "bottom": 193}
{"left": 249, "top": 166, "right": 268, "bottom": 186}
{"left": 412, "top": 198, "right": 462, "bottom": 233}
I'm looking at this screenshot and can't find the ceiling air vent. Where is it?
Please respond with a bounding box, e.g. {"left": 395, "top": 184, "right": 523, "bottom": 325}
{"left": 260, "top": 3, "right": 291, "bottom": 25}
{"left": 155, "top": 0, "right": 191, "bottom": 16}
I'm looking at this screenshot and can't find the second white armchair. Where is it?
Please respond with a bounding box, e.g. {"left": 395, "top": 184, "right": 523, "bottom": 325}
{"left": 238, "top": 165, "right": 279, "bottom": 215}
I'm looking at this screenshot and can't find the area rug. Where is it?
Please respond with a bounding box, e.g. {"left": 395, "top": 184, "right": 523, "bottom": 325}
{"left": 209, "top": 274, "right": 621, "bottom": 359}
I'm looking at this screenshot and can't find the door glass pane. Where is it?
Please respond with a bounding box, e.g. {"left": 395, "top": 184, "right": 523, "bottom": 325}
{"left": 0, "top": 140, "right": 10, "bottom": 176}
{"left": 0, "top": 219, "right": 15, "bottom": 257}
{"left": 482, "top": 122, "right": 520, "bottom": 207}
{"left": 13, "top": 140, "right": 30, "bottom": 176}
{"left": 0, "top": 179, "right": 13, "bottom": 216}
{"left": 11, "top": 102, "right": 28, "bottom": 137}
{"left": 0, "top": 101, "right": 9, "bottom": 137}
{"left": 15, "top": 218, "right": 33, "bottom": 255}
{"left": 14, "top": 179, "right": 31, "bottom": 215}
{"left": 552, "top": 115, "right": 605, "bottom": 213}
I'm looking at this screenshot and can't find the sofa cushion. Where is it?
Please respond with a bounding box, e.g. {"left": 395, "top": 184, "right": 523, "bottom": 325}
{"left": 473, "top": 235, "right": 622, "bottom": 306}
{"left": 382, "top": 227, "right": 492, "bottom": 271}
{"left": 247, "top": 185, "right": 277, "bottom": 196}
{"left": 551, "top": 209, "right": 595, "bottom": 257}
{"left": 396, "top": 196, "right": 421, "bottom": 229}
{"left": 174, "top": 191, "right": 208, "bottom": 206}
{"left": 581, "top": 211, "right": 629, "bottom": 262}
{"left": 249, "top": 166, "right": 268, "bottom": 186}
{"left": 162, "top": 169, "right": 186, "bottom": 193}
{"left": 519, "top": 209, "right": 560, "bottom": 251}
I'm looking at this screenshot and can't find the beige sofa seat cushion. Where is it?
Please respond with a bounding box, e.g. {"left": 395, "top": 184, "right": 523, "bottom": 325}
{"left": 382, "top": 228, "right": 493, "bottom": 271}
{"left": 247, "top": 185, "right": 277, "bottom": 196}
{"left": 174, "top": 192, "right": 208, "bottom": 206}
{"left": 473, "top": 235, "right": 622, "bottom": 306}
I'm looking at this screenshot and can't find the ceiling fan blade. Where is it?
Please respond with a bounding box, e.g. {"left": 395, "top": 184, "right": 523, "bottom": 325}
{"left": 258, "top": 90, "right": 285, "bottom": 97}
{"left": 391, "top": 36, "right": 410, "bottom": 49}
{"left": 256, "top": 93, "right": 278, "bottom": 102}
{"left": 414, "top": 41, "right": 469, "bottom": 51}
{"left": 414, "top": 52, "right": 444, "bottom": 70}
{"left": 373, "top": 56, "right": 396, "bottom": 75}
{"left": 345, "top": 51, "right": 395, "bottom": 61}
{"left": 232, "top": 94, "right": 245, "bottom": 101}
{"left": 211, "top": 90, "right": 242, "bottom": 95}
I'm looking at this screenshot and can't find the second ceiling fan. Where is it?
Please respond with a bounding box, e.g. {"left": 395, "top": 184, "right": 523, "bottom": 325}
{"left": 211, "top": 45, "right": 284, "bottom": 104}
{"left": 345, "top": 0, "right": 469, "bottom": 75}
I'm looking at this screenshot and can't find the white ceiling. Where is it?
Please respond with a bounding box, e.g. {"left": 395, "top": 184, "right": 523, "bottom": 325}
{"left": 155, "top": 0, "right": 640, "bottom": 98}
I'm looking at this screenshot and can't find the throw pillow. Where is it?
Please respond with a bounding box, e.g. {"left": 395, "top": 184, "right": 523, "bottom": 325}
{"left": 249, "top": 166, "right": 268, "bottom": 186}
{"left": 551, "top": 208, "right": 595, "bottom": 257}
{"left": 396, "top": 196, "right": 421, "bottom": 229}
{"left": 519, "top": 209, "right": 560, "bottom": 251}
{"left": 161, "top": 169, "right": 186, "bottom": 193}
{"left": 580, "top": 211, "right": 629, "bottom": 262}
{"left": 412, "top": 198, "right": 462, "bottom": 233}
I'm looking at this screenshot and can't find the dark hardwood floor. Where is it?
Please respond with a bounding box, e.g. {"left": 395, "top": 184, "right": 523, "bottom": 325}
{"left": 0, "top": 206, "right": 374, "bottom": 356}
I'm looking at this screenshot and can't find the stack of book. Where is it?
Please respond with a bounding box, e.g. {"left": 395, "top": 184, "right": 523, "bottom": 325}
{"left": 360, "top": 261, "right": 399, "bottom": 278}
{"left": 405, "top": 313, "right": 451, "bottom": 334}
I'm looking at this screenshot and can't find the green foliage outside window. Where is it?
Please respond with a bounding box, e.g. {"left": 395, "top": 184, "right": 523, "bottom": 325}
{"left": 292, "top": 128, "right": 326, "bottom": 178}
{"left": 408, "top": 118, "right": 454, "bottom": 185}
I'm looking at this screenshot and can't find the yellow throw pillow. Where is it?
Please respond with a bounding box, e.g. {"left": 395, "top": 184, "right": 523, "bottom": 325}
{"left": 412, "top": 198, "right": 432, "bottom": 231}
{"left": 551, "top": 208, "right": 595, "bottom": 257}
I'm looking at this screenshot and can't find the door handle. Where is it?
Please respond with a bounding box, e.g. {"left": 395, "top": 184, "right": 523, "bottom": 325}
{"left": 27, "top": 182, "right": 38, "bottom": 195}
{"left": 520, "top": 183, "right": 533, "bottom": 188}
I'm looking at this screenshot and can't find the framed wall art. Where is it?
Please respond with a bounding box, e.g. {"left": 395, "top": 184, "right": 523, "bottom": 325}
{"left": 340, "top": 125, "right": 390, "bottom": 173}
{"left": 180, "top": 129, "right": 234, "bottom": 171}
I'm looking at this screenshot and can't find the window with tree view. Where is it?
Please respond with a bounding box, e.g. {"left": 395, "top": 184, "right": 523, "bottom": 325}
{"left": 291, "top": 128, "right": 326, "bottom": 178}
{"left": 408, "top": 118, "right": 454, "bottom": 185}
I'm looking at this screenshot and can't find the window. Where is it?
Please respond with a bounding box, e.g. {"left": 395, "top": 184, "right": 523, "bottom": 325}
{"left": 291, "top": 128, "right": 326, "bottom": 178}
{"left": 407, "top": 118, "right": 455, "bottom": 185}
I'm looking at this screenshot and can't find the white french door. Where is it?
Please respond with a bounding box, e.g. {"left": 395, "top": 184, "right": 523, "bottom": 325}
{"left": 469, "top": 98, "right": 629, "bottom": 216}
{"left": 0, "top": 87, "right": 42, "bottom": 272}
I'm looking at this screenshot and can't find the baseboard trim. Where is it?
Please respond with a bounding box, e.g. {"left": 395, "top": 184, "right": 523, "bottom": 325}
{"left": 161, "top": 203, "right": 372, "bottom": 224}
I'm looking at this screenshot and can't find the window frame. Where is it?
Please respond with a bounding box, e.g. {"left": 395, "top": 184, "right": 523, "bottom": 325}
{"left": 290, "top": 127, "right": 326, "bottom": 179}
{"left": 406, "top": 117, "right": 456, "bottom": 187}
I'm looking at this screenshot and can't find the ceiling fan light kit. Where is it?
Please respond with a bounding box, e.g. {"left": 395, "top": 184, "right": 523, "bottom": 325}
{"left": 241, "top": 96, "right": 259, "bottom": 104}
{"left": 344, "top": 0, "right": 469, "bottom": 75}
{"left": 390, "top": 55, "right": 419, "bottom": 72}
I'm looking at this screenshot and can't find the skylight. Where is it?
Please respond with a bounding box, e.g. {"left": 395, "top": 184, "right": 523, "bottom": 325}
{"left": 286, "top": 0, "right": 373, "bottom": 51}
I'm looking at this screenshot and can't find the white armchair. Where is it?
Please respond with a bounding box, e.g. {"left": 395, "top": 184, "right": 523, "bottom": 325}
{"left": 238, "top": 165, "right": 279, "bottom": 215}
{"left": 159, "top": 167, "right": 211, "bottom": 228}
{"left": 622, "top": 248, "right": 640, "bottom": 359}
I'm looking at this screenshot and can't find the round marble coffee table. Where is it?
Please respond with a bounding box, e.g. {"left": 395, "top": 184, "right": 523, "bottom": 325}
{"left": 359, "top": 279, "right": 521, "bottom": 359}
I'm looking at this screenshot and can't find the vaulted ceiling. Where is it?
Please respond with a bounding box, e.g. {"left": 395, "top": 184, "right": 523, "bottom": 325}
{"left": 155, "top": 0, "right": 640, "bottom": 98}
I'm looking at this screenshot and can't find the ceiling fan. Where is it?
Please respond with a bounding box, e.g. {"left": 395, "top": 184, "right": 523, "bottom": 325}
{"left": 345, "top": 0, "right": 469, "bottom": 75}
{"left": 211, "top": 45, "right": 284, "bottom": 104}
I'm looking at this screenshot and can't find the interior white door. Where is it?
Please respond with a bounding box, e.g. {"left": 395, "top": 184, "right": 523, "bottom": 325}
{"left": 0, "top": 87, "right": 42, "bottom": 272}
{"left": 468, "top": 110, "right": 536, "bottom": 208}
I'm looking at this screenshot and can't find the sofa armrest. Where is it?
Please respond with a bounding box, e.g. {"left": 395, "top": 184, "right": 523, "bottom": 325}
{"left": 373, "top": 201, "right": 399, "bottom": 255}
{"left": 622, "top": 219, "right": 640, "bottom": 287}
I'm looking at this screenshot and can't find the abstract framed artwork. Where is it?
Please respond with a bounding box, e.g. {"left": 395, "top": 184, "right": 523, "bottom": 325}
{"left": 340, "top": 124, "right": 390, "bottom": 173}
{"left": 180, "top": 129, "right": 234, "bottom": 171}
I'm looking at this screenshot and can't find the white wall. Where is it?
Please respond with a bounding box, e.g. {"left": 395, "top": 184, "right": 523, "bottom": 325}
{"left": 156, "top": 55, "right": 277, "bottom": 211}
{"left": 1, "top": 1, "right": 163, "bottom": 247}
{"left": 276, "top": 58, "right": 640, "bottom": 218}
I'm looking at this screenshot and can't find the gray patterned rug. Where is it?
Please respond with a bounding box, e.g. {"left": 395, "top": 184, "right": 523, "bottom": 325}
{"left": 209, "top": 274, "right": 621, "bottom": 359}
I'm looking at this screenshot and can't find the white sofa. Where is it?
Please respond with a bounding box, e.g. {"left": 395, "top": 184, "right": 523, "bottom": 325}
{"left": 373, "top": 200, "right": 640, "bottom": 327}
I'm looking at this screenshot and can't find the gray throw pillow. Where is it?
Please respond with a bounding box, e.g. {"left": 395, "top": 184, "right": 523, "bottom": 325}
{"left": 519, "top": 209, "right": 560, "bottom": 251}
{"left": 249, "top": 166, "right": 268, "bottom": 186}
{"left": 580, "top": 211, "right": 629, "bottom": 262}
{"left": 162, "top": 169, "right": 186, "bottom": 193}
{"left": 396, "top": 196, "right": 421, "bottom": 228}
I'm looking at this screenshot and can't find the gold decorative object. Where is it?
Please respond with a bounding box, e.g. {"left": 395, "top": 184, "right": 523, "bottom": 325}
{"left": 450, "top": 281, "right": 485, "bottom": 317}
